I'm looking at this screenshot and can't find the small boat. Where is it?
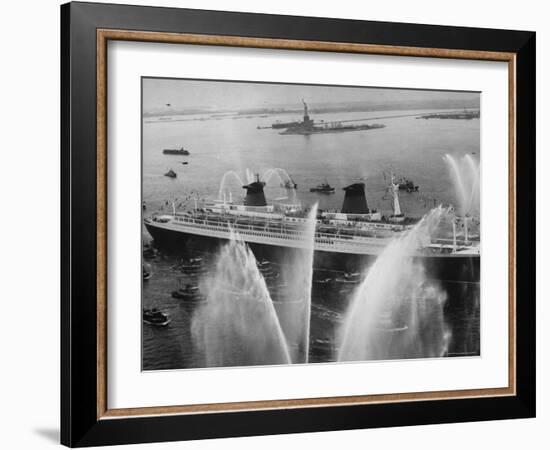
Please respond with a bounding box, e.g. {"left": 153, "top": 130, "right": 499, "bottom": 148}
{"left": 180, "top": 266, "right": 207, "bottom": 275}
{"left": 395, "top": 177, "right": 419, "bottom": 192}
{"left": 312, "top": 338, "right": 333, "bottom": 349}
{"left": 163, "top": 147, "right": 190, "bottom": 155}
{"left": 143, "top": 264, "right": 152, "bottom": 281}
{"left": 164, "top": 169, "right": 177, "bottom": 178}
{"left": 264, "top": 271, "right": 280, "bottom": 282}
{"left": 179, "top": 257, "right": 205, "bottom": 273}
{"left": 257, "top": 260, "right": 280, "bottom": 280}
{"left": 313, "top": 277, "right": 333, "bottom": 285}
{"left": 183, "top": 257, "right": 203, "bottom": 265}
{"left": 181, "top": 161, "right": 189, "bottom": 165}
{"left": 143, "top": 243, "right": 158, "bottom": 260}
{"left": 280, "top": 179, "right": 297, "bottom": 189}
{"left": 256, "top": 259, "right": 271, "bottom": 269}
{"left": 266, "top": 281, "right": 288, "bottom": 291}
{"left": 310, "top": 183, "right": 335, "bottom": 194}
{"left": 143, "top": 308, "right": 170, "bottom": 326}
{"left": 172, "top": 284, "right": 205, "bottom": 301}
{"left": 374, "top": 311, "right": 408, "bottom": 332}
{"left": 335, "top": 272, "right": 362, "bottom": 284}
{"left": 172, "top": 284, "right": 199, "bottom": 298}
{"left": 142, "top": 201, "right": 147, "bottom": 210}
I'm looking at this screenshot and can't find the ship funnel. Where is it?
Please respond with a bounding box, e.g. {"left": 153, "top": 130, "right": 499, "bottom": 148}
{"left": 243, "top": 176, "right": 267, "bottom": 207}
{"left": 342, "top": 183, "right": 369, "bottom": 214}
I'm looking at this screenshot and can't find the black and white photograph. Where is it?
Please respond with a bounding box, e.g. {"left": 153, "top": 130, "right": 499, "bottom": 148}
{"left": 0, "top": 0, "right": 543, "bottom": 447}
{"left": 141, "top": 78, "right": 481, "bottom": 370}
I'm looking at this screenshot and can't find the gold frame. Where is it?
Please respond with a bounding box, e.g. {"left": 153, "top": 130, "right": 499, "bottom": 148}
{"left": 96, "top": 29, "right": 516, "bottom": 420}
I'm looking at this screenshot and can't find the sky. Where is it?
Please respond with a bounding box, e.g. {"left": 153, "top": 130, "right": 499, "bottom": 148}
{"left": 143, "top": 77, "right": 479, "bottom": 114}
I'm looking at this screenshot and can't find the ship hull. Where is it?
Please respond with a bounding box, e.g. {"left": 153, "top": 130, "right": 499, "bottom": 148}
{"left": 144, "top": 222, "right": 479, "bottom": 283}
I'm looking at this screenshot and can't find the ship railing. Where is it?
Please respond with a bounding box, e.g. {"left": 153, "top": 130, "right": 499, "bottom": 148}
{"left": 432, "top": 237, "right": 480, "bottom": 246}
{"left": 171, "top": 216, "right": 394, "bottom": 248}
{"left": 173, "top": 214, "right": 394, "bottom": 241}
{"left": 164, "top": 215, "right": 466, "bottom": 253}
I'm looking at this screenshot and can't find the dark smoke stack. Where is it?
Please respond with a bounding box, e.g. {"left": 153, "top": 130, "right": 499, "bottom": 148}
{"left": 342, "top": 183, "right": 369, "bottom": 214}
{"left": 243, "top": 175, "right": 267, "bottom": 207}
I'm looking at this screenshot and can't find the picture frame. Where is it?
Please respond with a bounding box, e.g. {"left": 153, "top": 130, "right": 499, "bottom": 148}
{"left": 61, "top": 1, "right": 536, "bottom": 447}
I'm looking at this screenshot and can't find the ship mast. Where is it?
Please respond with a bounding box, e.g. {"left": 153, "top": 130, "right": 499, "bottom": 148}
{"left": 463, "top": 215, "right": 470, "bottom": 244}
{"left": 452, "top": 217, "right": 457, "bottom": 252}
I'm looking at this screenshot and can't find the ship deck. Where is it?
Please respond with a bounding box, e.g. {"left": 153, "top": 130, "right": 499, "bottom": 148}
{"left": 146, "top": 212, "right": 480, "bottom": 257}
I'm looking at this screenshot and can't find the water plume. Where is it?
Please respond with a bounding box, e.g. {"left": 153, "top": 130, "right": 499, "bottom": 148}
{"left": 191, "top": 231, "right": 291, "bottom": 367}
{"left": 245, "top": 168, "right": 255, "bottom": 184}
{"left": 262, "top": 168, "right": 295, "bottom": 185}
{"left": 217, "top": 170, "right": 245, "bottom": 201}
{"left": 338, "top": 207, "right": 451, "bottom": 362}
{"left": 444, "top": 154, "right": 480, "bottom": 216}
{"left": 274, "top": 203, "right": 318, "bottom": 363}
{"left": 262, "top": 168, "right": 298, "bottom": 202}
{"left": 262, "top": 168, "right": 282, "bottom": 185}
{"left": 262, "top": 168, "right": 288, "bottom": 201}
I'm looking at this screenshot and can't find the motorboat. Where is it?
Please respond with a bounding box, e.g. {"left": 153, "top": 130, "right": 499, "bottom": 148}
{"left": 143, "top": 264, "right": 152, "bottom": 281}
{"left": 179, "top": 257, "right": 206, "bottom": 273}
{"left": 143, "top": 308, "right": 170, "bottom": 326}
{"left": 395, "top": 177, "right": 419, "bottom": 192}
{"left": 310, "top": 183, "right": 335, "bottom": 194}
{"left": 335, "top": 272, "right": 362, "bottom": 284}
{"left": 313, "top": 277, "right": 333, "bottom": 285}
{"left": 143, "top": 243, "right": 158, "bottom": 260}
{"left": 172, "top": 284, "right": 205, "bottom": 302}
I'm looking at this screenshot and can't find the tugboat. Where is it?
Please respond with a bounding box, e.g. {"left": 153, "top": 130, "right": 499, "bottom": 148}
{"left": 395, "top": 177, "right": 419, "bottom": 192}
{"left": 335, "top": 272, "right": 362, "bottom": 284}
{"left": 143, "top": 264, "right": 152, "bottom": 281}
{"left": 179, "top": 257, "right": 206, "bottom": 274}
{"left": 143, "top": 308, "right": 170, "bottom": 326}
{"left": 280, "top": 177, "right": 298, "bottom": 189}
{"left": 374, "top": 311, "right": 408, "bottom": 332}
{"left": 310, "top": 182, "right": 335, "bottom": 194}
{"left": 163, "top": 147, "right": 190, "bottom": 155}
{"left": 143, "top": 242, "right": 158, "bottom": 260}
{"left": 313, "top": 276, "right": 333, "bottom": 285}
{"left": 257, "top": 259, "right": 280, "bottom": 281}
{"left": 164, "top": 169, "right": 177, "bottom": 178}
{"left": 171, "top": 284, "right": 205, "bottom": 301}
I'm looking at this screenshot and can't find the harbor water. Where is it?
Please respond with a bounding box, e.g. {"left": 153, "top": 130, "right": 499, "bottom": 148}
{"left": 142, "top": 108, "right": 480, "bottom": 370}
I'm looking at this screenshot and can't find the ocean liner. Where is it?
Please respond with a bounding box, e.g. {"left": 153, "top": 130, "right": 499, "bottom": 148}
{"left": 144, "top": 174, "right": 480, "bottom": 282}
